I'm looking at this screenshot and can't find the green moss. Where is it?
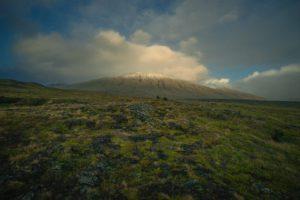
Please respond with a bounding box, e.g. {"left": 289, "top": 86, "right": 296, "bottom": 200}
{"left": 0, "top": 83, "right": 299, "bottom": 199}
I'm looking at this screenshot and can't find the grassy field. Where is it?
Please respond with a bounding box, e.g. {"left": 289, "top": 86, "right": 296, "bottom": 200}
{"left": 0, "top": 79, "right": 299, "bottom": 199}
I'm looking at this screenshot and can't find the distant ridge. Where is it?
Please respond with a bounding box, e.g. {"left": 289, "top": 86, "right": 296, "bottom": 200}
{"left": 62, "top": 72, "right": 263, "bottom": 100}
{"left": 0, "top": 79, "right": 45, "bottom": 88}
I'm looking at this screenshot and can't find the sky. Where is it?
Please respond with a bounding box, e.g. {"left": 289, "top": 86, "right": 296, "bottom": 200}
{"left": 0, "top": 0, "right": 300, "bottom": 100}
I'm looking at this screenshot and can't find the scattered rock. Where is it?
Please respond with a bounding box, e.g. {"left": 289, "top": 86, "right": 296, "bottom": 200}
{"left": 193, "top": 165, "right": 211, "bottom": 178}
{"left": 167, "top": 121, "right": 183, "bottom": 130}
{"left": 21, "top": 192, "right": 34, "bottom": 200}
{"left": 129, "top": 134, "right": 148, "bottom": 142}
{"left": 183, "top": 179, "right": 203, "bottom": 194}
{"left": 78, "top": 170, "right": 99, "bottom": 187}
{"left": 128, "top": 103, "right": 153, "bottom": 122}
{"left": 253, "top": 182, "right": 272, "bottom": 195}
{"left": 86, "top": 120, "right": 96, "bottom": 129}
{"left": 179, "top": 141, "right": 203, "bottom": 155}
{"left": 112, "top": 113, "right": 128, "bottom": 128}
{"left": 64, "top": 118, "right": 96, "bottom": 130}
{"left": 157, "top": 150, "right": 168, "bottom": 160}
{"left": 205, "top": 109, "right": 242, "bottom": 120}
{"left": 64, "top": 118, "right": 86, "bottom": 129}
{"left": 91, "top": 135, "right": 112, "bottom": 153}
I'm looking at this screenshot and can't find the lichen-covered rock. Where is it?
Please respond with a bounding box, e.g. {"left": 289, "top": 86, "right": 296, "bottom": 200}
{"left": 78, "top": 170, "right": 99, "bottom": 187}
{"left": 112, "top": 113, "right": 128, "bottom": 128}
{"left": 63, "top": 118, "right": 96, "bottom": 130}
{"left": 128, "top": 103, "right": 153, "bottom": 122}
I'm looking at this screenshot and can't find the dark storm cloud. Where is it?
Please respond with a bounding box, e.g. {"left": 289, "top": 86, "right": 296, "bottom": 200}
{"left": 0, "top": 0, "right": 61, "bottom": 36}
{"left": 144, "top": 0, "right": 300, "bottom": 68}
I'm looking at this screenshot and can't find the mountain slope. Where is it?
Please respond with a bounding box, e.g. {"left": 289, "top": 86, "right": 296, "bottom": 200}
{"left": 64, "top": 73, "right": 263, "bottom": 100}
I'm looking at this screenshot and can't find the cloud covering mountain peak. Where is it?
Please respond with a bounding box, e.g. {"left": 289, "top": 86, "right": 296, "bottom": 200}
{"left": 14, "top": 30, "right": 209, "bottom": 84}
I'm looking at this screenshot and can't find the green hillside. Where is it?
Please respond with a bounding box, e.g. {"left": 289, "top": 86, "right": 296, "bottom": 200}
{"left": 0, "top": 79, "right": 299, "bottom": 199}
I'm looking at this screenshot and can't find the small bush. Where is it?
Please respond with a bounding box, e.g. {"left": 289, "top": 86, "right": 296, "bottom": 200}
{"left": 0, "top": 96, "right": 21, "bottom": 104}
{"left": 271, "top": 129, "right": 284, "bottom": 142}
{"left": 85, "top": 120, "right": 96, "bottom": 129}
{"left": 112, "top": 114, "right": 128, "bottom": 124}
{"left": 21, "top": 98, "right": 47, "bottom": 106}
{"left": 167, "top": 121, "right": 183, "bottom": 130}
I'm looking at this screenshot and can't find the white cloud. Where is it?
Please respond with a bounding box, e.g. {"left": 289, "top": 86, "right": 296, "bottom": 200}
{"left": 15, "top": 30, "right": 208, "bottom": 83}
{"left": 97, "top": 30, "right": 125, "bottom": 45}
{"left": 236, "top": 65, "right": 300, "bottom": 100}
{"left": 203, "top": 78, "right": 231, "bottom": 88}
{"left": 130, "top": 29, "right": 152, "bottom": 45}
{"left": 242, "top": 65, "right": 300, "bottom": 82}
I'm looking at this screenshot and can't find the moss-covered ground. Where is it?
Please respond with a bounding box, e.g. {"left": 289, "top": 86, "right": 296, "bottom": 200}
{"left": 0, "top": 80, "right": 299, "bottom": 199}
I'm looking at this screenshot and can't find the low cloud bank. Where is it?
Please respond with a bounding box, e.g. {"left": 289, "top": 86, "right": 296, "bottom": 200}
{"left": 235, "top": 65, "right": 300, "bottom": 101}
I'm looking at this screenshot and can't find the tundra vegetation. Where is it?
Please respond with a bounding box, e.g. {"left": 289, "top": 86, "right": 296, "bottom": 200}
{"left": 0, "top": 80, "right": 299, "bottom": 199}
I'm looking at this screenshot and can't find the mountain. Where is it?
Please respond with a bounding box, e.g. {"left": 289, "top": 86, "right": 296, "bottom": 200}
{"left": 62, "top": 72, "right": 263, "bottom": 100}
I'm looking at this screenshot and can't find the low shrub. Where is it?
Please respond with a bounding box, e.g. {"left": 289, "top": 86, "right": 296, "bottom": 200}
{"left": 271, "top": 129, "right": 284, "bottom": 142}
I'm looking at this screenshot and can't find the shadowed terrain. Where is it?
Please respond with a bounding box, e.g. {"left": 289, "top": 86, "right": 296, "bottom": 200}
{"left": 0, "top": 79, "right": 299, "bottom": 199}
